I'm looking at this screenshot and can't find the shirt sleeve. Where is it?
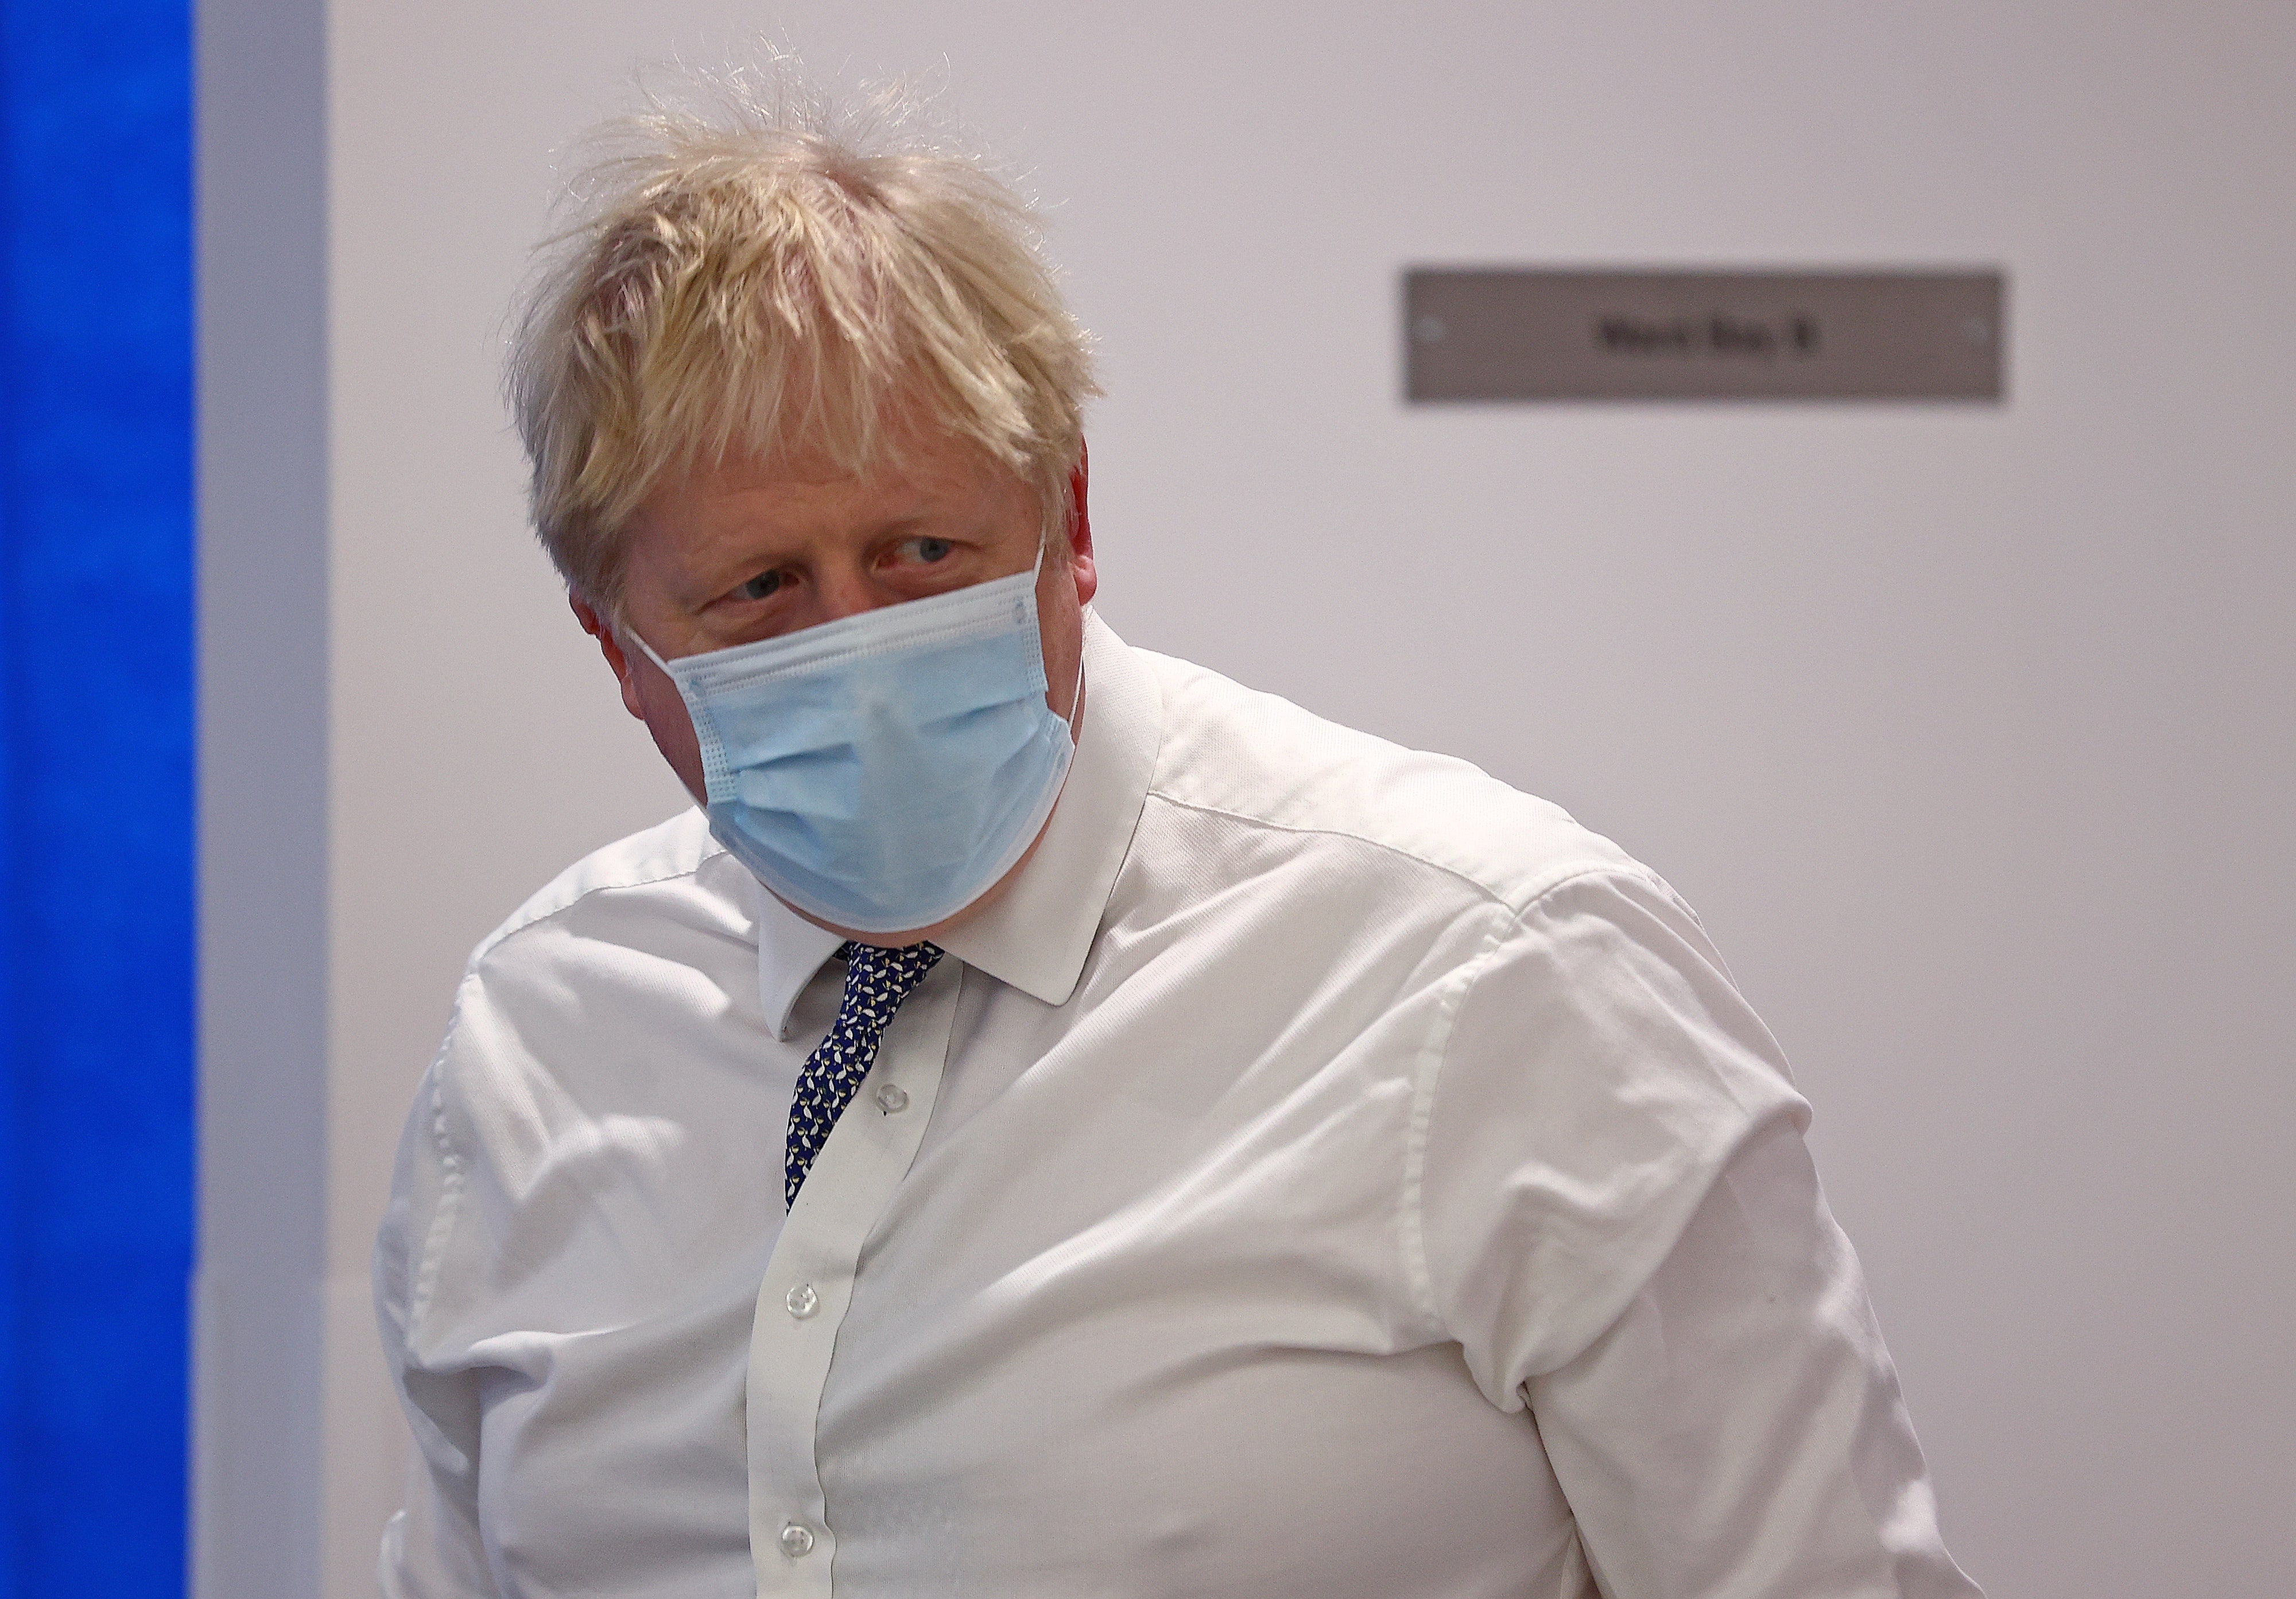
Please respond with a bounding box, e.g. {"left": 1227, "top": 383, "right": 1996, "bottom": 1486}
{"left": 373, "top": 1050, "right": 502, "bottom": 1599}
{"left": 1415, "top": 868, "right": 1981, "bottom": 1598}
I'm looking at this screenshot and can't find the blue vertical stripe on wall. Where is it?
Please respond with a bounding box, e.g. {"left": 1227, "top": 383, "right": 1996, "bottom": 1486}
{"left": 0, "top": 0, "right": 195, "bottom": 1593}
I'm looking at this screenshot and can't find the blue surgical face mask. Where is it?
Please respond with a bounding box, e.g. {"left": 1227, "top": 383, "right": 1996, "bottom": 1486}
{"left": 630, "top": 555, "right": 1077, "bottom": 934}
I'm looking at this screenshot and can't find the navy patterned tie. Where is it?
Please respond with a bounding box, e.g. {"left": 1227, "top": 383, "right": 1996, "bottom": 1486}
{"left": 785, "top": 940, "right": 944, "bottom": 1207}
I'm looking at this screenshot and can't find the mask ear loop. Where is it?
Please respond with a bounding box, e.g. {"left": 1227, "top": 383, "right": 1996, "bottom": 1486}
{"left": 623, "top": 623, "right": 674, "bottom": 677}
{"left": 1062, "top": 634, "right": 1087, "bottom": 737}
{"left": 1031, "top": 532, "right": 1088, "bottom": 733}
{"left": 1060, "top": 443, "right": 1092, "bottom": 717}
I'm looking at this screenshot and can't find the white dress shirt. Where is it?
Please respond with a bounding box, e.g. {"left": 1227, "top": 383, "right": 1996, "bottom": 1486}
{"left": 377, "top": 613, "right": 1980, "bottom": 1599}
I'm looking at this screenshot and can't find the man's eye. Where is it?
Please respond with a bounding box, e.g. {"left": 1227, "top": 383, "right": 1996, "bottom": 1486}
{"left": 910, "top": 537, "right": 953, "bottom": 563}
{"left": 740, "top": 570, "right": 784, "bottom": 601}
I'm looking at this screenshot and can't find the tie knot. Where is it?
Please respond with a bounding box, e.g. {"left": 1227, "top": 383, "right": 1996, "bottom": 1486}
{"left": 832, "top": 939, "right": 946, "bottom": 1027}
{"left": 839, "top": 939, "right": 944, "bottom": 978}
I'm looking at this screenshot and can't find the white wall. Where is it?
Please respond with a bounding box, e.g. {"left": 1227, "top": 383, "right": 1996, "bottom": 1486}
{"left": 200, "top": 2, "right": 2296, "bottom": 1594}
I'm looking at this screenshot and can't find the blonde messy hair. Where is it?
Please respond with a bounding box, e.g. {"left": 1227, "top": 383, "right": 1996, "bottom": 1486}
{"left": 507, "top": 60, "right": 1099, "bottom": 614}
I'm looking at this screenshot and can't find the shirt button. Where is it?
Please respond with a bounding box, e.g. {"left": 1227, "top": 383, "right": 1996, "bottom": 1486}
{"left": 785, "top": 1283, "right": 819, "bottom": 1320}
{"left": 778, "top": 1521, "right": 816, "bottom": 1558}
{"left": 874, "top": 1082, "right": 910, "bottom": 1114}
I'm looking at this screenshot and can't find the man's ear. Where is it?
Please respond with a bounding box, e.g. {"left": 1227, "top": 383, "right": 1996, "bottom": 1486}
{"left": 571, "top": 594, "right": 649, "bottom": 722}
{"left": 1066, "top": 439, "right": 1098, "bottom": 607}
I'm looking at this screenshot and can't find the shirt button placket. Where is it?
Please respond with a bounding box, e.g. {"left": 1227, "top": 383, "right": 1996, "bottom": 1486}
{"left": 750, "top": 963, "right": 961, "bottom": 1597}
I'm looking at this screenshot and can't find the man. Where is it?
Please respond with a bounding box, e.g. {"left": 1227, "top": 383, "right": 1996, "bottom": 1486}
{"left": 377, "top": 68, "right": 1981, "bottom": 1599}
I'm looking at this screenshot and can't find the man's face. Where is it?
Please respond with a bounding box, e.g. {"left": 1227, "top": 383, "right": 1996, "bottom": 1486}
{"left": 572, "top": 426, "right": 1097, "bottom": 938}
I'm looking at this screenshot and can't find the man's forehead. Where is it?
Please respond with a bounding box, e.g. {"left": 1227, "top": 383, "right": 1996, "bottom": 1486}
{"left": 662, "top": 458, "right": 933, "bottom": 524}
{"left": 654, "top": 429, "right": 1003, "bottom": 521}
{"left": 628, "top": 469, "right": 923, "bottom": 587}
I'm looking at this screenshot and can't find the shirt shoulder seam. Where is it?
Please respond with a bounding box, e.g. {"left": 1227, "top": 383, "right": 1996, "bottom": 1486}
{"left": 468, "top": 852, "right": 724, "bottom": 970}
{"left": 1398, "top": 864, "right": 1655, "bottom": 1338}
{"left": 1142, "top": 786, "right": 1628, "bottom": 912}
{"left": 411, "top": 850, "right": 725, "bottom": 1341}
{"left": 404, "top": 973, "right": 479, "bottom": 1341}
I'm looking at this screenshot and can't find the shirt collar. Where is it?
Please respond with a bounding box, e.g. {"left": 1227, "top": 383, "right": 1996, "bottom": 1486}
{"left": 934, "top": 611, "right": 1161, "bottom": 1006}
{"left": 753, "top": 610, "right": 1163, "bottom": 1036}
{"left": 755, "top": 888, "right": 850, "bottom": 1041}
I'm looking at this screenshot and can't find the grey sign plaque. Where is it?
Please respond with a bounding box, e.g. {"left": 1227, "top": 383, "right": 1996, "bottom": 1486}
{"left": 1404, "top": 268, "right": 2004, "bottom": 402}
